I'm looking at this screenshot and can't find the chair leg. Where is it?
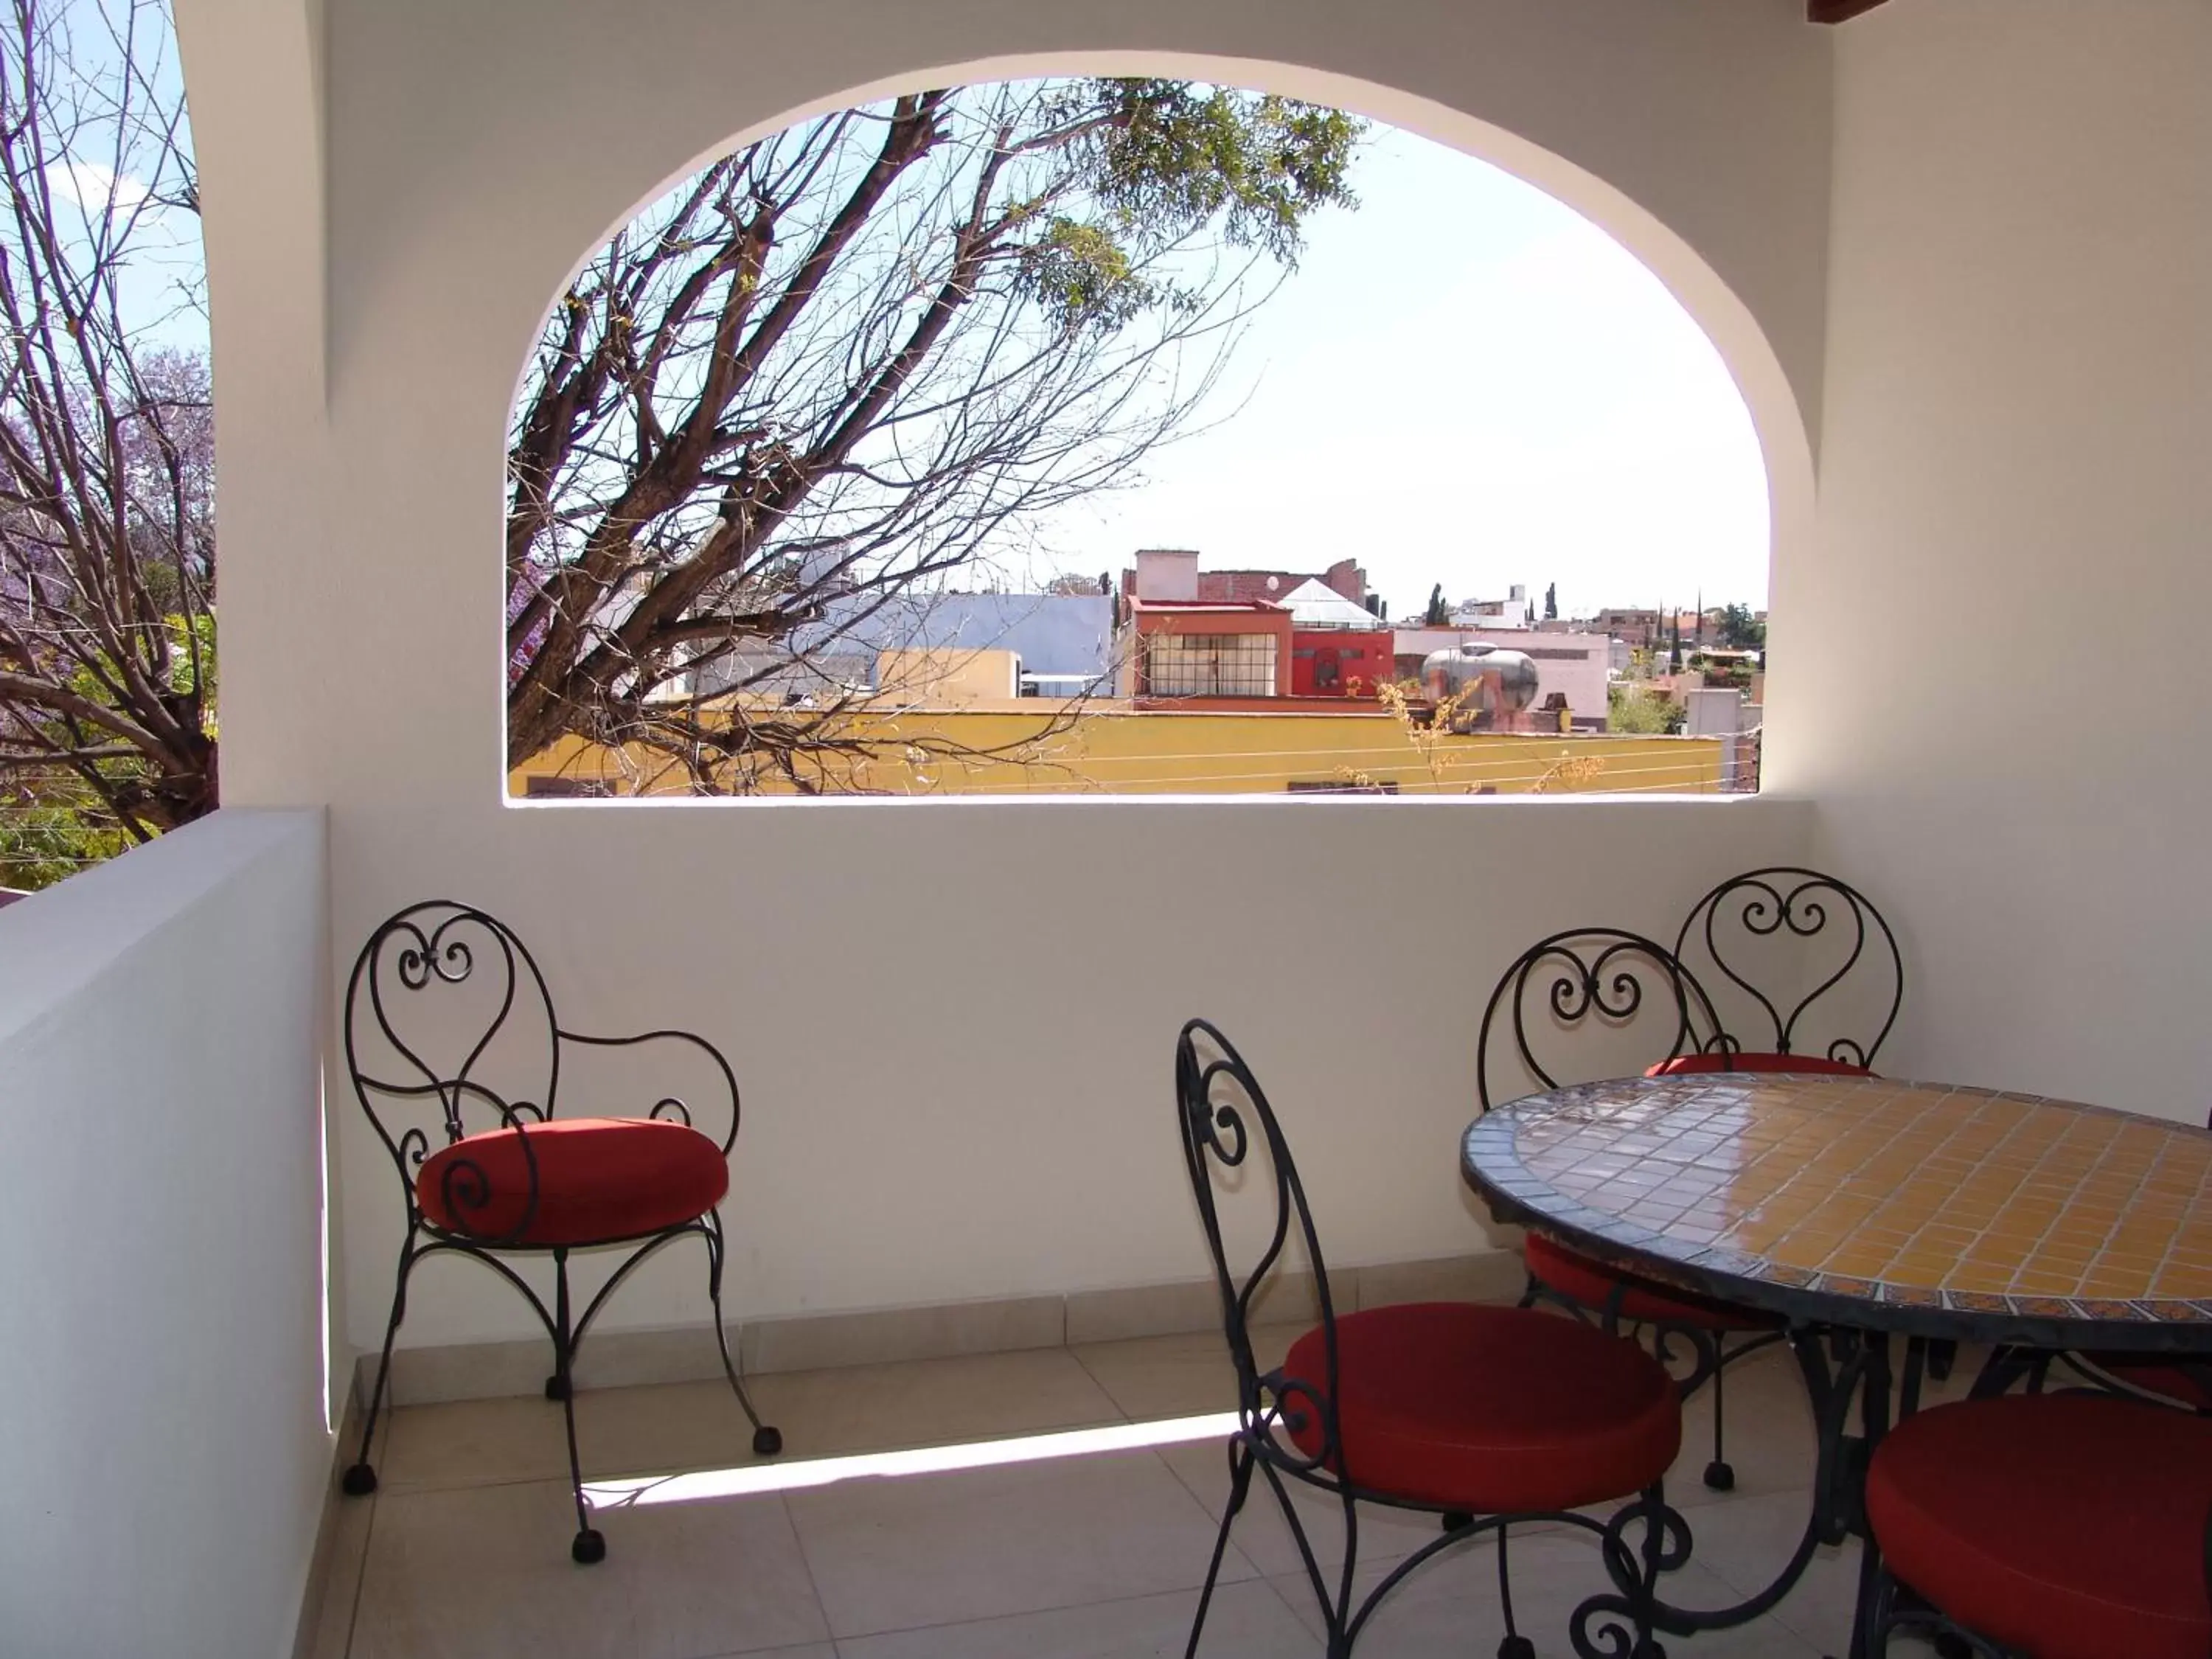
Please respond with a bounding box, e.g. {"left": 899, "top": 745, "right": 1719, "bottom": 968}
{"left": 551, "top": 1248, "right": 605, "bottom": 1565}
{"left": 1851, "top": 1550, "right": 1885, "bottom": 1657}
{"left": 1703, "top": 1352, "right": 1735, "bottom": 1492}
{"left": 704, "top": 1213, "right": 782, "bottom": 1457}
{"left": 1495, "top": 1523, "right": 1534, "bottom": 1659}
{"left": 1843, "top": 1512, "right": 1890, "bottom": 1659}
{"left": 1635, "top": 1483, "right": 1672, "bottom": 1659}
{"left": 343, "top": 1228, "right": 418, "bottom": 1497}
{"left": 1185, "top": 1440, "right": 1254, "bottom": 1658}
{"left": 1257, "top": 1458, "right": 1351, "bottom": 1657}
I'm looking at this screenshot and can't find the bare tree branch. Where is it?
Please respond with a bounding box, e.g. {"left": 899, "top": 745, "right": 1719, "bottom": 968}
{"left": 506, "top": 77, "right": 1362, "bottom": 792}
{"left": 0, "top": 0, "right": 210, "bottom": 872}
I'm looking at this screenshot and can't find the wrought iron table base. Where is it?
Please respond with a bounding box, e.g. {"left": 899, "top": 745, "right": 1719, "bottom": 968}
{"left": 1568, "top": 1326, "right": 1934, "bottom": 1659}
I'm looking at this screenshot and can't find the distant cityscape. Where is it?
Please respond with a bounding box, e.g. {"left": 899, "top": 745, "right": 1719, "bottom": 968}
{"left": 518, "top": 548, "right": 1765, "bottom": 799}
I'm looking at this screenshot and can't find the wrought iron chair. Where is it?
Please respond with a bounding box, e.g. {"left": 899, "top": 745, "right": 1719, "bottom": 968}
{"left": 340, "top": 900, "right": 780, "bottom": 1564}
{"left": 1671, "top": 865, "right": 1903, "bottom": 1072}
{"left": 1857, "top": 1391, "right": 2212, "bottom": 1658}
{"left": 1477, "top": 929, "right": 1790, "bottom": 1494}
{"left": 1177, "top": 1018, "right": 1686, "bottom": 1659}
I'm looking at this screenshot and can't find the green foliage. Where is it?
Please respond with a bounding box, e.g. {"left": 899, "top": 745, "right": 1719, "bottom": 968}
{"left": 1423, "top": 583, "right": 1449, "bottom": 626}
{"left": 1543, "top": 582, "right": 1558, "bottom": 621}
{"left": 1017, "top": 84, "right": 1360, "bottom": 331}
{"left": 64, "top": 613, "right": 216, "bottom": 709}
{"left": 1716, "top": 602, "right": 1765, "bottom": 650}
{"left": 1081, "top": 81, "right": 1363, "bottom": 266}
{"left": 6, "top": 613, "right": 218, "bottom": 876}
{"left": 0, "top": 791, "right": 133, "bottom": 891}
{"left": 1018, "top": 216, "right": 1172, "bottom": 331}
{"left": 1608, "top": 684, "right": 1684, "bottom": 735}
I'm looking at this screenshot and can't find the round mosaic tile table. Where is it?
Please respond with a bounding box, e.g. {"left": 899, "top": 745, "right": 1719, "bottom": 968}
{"left": 1462, "top": 1072, "right": 2212, "bottom": 1659}
{"left": 1462, "top": 1071, "right": 2212, "bottom": 1353}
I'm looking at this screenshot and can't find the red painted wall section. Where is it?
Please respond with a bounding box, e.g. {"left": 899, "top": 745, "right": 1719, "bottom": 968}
{"left": 1290, "top": 629, "right": 1394, "bottom": 698}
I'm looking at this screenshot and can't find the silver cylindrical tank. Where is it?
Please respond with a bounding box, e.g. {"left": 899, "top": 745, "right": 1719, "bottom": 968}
{"left": 1422, "top": 644, "right": 1541, "bottom": 732}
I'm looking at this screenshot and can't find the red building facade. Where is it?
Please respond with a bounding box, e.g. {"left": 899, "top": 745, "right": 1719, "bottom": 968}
{"left": 1290, "top": 629, "right": 1394, "bottom": 698}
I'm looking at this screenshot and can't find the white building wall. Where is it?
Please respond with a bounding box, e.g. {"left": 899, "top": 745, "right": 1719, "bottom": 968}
{"left": 174, "top": 0, "right": 1829, "bottom": 1352}
{"left": 0, "top": 810, "right": 330, "bottom": 1658}
{"left": 1768, "top": 0, "right": 2212, "bottom": 1118}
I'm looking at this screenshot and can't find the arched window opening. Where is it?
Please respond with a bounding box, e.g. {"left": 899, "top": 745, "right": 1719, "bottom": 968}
{"left": 506, "top": 78, "right": 1770, "bottom": 802}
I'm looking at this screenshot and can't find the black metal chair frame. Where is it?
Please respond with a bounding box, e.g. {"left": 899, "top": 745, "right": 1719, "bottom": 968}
{"left": 1672, "top": 869, "right": 1966, "bottom": 1405}
{"left": 1178, "top": 1018, "right": 1683, "bottom": 1659}
{"left": 1672, "top": 865, "right": 1905, "bottom": 1070}
{"left": 339, "top": 900, "right": 780, "bottom": 1564}
{"left": 1475, "top": 928, "right": 1789, "bottom": 1495}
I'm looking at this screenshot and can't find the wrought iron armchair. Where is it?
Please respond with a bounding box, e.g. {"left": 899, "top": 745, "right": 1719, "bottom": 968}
{"left": 1672, "top": 865, "right": 1903, "bottom": 1071}
{"left": 1476, "top": 929, "right": 1787, "bottom": 1493}
{"left": 1178, "top": 1018, "right": 1685, "bottom": 1659}
{"left": 340, "top": 900, "right": 779, "bottom": 1564}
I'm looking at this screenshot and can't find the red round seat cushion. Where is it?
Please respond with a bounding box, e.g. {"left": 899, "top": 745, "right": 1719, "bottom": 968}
{"left": 1523, "top": 1232, "right": 1774, "bottom": 1332}
{"left": 1647, "top": 1051, "right": 1871, "bottom": 1078}
{"left": 1280, "top": 1302, "right": 1680, "bottom": 1514}
{"left": 1866, "top": 1394, "right": 2212, "bottom": 1659}
{"left": 416, "top": 1117, "right": 729, "bottom": 1245}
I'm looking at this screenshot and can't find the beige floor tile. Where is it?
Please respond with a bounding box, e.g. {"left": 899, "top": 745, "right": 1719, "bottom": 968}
{"left": 580, "top": 1351, "right": 1124, "bottom": 1481}
{"left": 1269, "top": 1525, "right": 1823, "bottom": 1658}
{"left": 380, "top": 1347, "right": 1130, "bottom": 1493}
{"left": 1070, "top": 1324, "right": 1306, "bottom": 1421}
{"left": 1666, "top": 1340, "right": 1823, "bottom": 1510}
{"left": 350, "top": 1478, "right": 829, "bottom": 1659}
{"left": 741, "top": 1347, "right": 1124, "bottom": 1460}
{"left": 783, "top": 1447, "right": 1256, "bottom": 1639}
{"left": 1683, "top": 1486, "right": 1885, "bottom": 1655}
{"left": 323, "top": 1326, "right": 1969, "bottom": 1659}
{"left": 1153, "top": 1438, "right": 1450, "bottom": 1583}
{"left": 300, "top": 1488, "right": 376, "bottom": 1659}
{"left": 573, "top": 1376, "right": 773, "bottom": 1479}
{"left": 376, "top": 1392, "right": 574, "bottom": 1493}
{"left": 835, "top": 1580, "right": 1312, "bottom": 1658}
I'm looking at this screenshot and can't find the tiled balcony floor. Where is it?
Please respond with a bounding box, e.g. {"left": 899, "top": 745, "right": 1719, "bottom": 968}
{"left": 309, "top": 1324, "right": 1964, "bottom": 1658}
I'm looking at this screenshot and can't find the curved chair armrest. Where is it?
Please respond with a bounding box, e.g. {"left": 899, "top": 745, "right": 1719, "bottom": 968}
{"left": 557, "top": 1026, "right": 743, "bottom": 1154}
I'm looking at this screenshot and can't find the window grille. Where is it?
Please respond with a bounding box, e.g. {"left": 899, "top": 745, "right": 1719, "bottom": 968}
{"left": 1143, "top": 633, "right": 1279, "bottom": 698}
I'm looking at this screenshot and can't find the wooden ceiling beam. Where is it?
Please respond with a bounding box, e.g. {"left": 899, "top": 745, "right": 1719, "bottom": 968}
{"left": 1809, "top": 0, "right": 1891, "bottom": 21}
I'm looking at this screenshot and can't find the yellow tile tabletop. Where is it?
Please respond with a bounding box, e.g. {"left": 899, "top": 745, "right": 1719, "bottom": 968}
{"left": 1461, "top": 1072, "right": 2212, "bottom": 1343}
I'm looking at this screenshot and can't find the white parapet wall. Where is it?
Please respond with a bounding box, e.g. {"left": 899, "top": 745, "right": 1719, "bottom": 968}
{"left": 0, "top": 809, "right": 330, "bottom": 1659}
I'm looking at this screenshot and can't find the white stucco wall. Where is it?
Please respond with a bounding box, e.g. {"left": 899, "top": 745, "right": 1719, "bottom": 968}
{"left": 0, "top": 810, "right": 329, "bottom": 1659}
{"left": 1767, "top": 0, "right": 2212, "bottom": 1117}
{"left": 171, "top": 0, "right": 1835, "bottom": 1352}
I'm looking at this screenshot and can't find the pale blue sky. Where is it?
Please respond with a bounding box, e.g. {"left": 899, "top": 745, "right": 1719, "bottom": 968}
{"left": 119, "top": 82, "right": 1767, "bottom": 625}
{"left": 1023, "top": 125, "right": 1772, "bottom": 622}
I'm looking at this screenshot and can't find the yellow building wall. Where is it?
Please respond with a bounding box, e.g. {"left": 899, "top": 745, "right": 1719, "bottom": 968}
{"left": 873, "top": 647, "right": 1023, "bottom": 707}
{"left": 513, "top": 707, "right": 1728, "bottom": 798}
